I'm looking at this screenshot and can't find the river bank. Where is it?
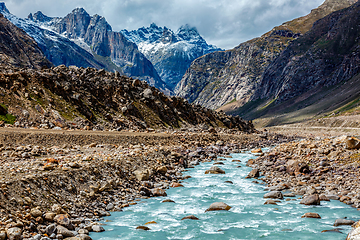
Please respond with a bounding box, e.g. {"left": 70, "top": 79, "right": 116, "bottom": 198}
{"left": 0, "top": 127, "right": 290, "bottom": 240}
{"left": 246, "top": 136, "right": 360, "bottom": 239}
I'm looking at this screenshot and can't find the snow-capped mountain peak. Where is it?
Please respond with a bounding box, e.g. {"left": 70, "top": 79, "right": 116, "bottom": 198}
{"left": 0, "top": 2, "right": 9, "bottom": 14}
{"left": 121, "top": 23, "right": 223, "bottom": 90}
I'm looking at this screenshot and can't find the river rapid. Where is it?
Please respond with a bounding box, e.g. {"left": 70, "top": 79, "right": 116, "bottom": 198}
{"left": 91, "top": 150, "right": 359, "bottom": 240}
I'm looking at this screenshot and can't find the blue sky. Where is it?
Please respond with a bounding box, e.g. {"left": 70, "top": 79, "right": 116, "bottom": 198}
{"left": 4, "top": 0, "right": 325, "bottom": 49}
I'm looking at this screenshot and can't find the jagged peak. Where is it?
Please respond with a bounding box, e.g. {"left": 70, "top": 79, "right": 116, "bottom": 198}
{"left": 177, "top": 24, "right": 203, "bottom": 42}
{"left": 149, "top": 22, "right": 161, "bottom": 29}
{"left": 0, "top": 2, "right": 10, "bottom": 14}
{"left": 29, "top": 11, "right": 52, "bottom": 22}
{"left": 71, "top": 7, "right": 89, "bottom": 15}
{"left": 178, "top": 24, "right": 198, "bottom": 33}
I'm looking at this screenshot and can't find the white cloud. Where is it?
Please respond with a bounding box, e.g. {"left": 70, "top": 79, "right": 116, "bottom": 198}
{"left": 3, "top": 0, "right": 325, "bottom": 49}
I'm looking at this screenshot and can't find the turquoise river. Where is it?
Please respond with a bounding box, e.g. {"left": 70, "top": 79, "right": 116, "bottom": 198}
{"left": 91, "top": 150, "right": 359, "bottom": 240}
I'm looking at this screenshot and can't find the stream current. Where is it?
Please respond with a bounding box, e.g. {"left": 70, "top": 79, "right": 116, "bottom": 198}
{"left": 91, "top": 150, "right": 359, "bottom": 240}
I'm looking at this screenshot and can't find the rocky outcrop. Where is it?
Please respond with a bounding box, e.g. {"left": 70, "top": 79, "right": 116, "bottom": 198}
{"left": 0, "top": 13, "right": 50, "bottom": 69}
{"left": 122, "top": 23, "right": 222, "bottom": 91}
{"left": 29, "top": 8, "right": 170, "bottom": 93}
{"left": 253, "top": 1, "right": 360, "bottom": 104}
{"left": 0, "top": 65, "right": 255, "bottom": 132}
{"left": 175, "top": 0, "right": 357, "bottom": 111}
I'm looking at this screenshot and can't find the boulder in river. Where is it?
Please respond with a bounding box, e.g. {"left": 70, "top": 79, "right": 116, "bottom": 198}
{"left": 301, "top": 213, "right": 321, "bottom": 219}
{"left": 136, "top": 226, "right": 150, "bottom": 231}
{"left": 170, "top": 182, "right": 184, "bottom": 188}
{"left": 263, "top": 191, "right": 283, "bottom": 199}
{"left": 205, "top": 166, "right": 225, "bottom": 174}
{"left": 347, "top": 221, "right": 360, "bottom": 239}
{"left": 300, "top": 194, "right": 320, "bottom": 205}
{"left": 246, "top": 168, "right": 259, "bottom": 179}
{"left": 334, "top": 218, "right": 355, "bottom": 227}
{"left": 264, "top": 200, "right": 279, "bottom": 205}
{"left": 92, "top": 225, "right": 105, "bottom": 232}
{"left": 152, "top": 188, "right": 167, "bottom": 197}
{"left": 205, "top": 202, "right": 232, "bottom": 212}
{"left": 181, "top": 215, "right": 199, "bottom": 220}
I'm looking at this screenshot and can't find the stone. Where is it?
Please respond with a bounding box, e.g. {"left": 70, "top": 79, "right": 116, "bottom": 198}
{"left": 205, "top": 166, "right": 225, "bottom": 174}
{"left": 327, "top": 195, "right": 340, "bottom": 200}
{"left": 347, "top": 221, "right": 360, "bottom": 240}
{"left": 205, "top": 202, "right": 232, "bottom": 212}
{"left": 57, "top": 226, "right": 74, "bottom": 238}
{"left": 75, "top": 235, "right": 92, "bottom": 240}
{"left": 52, "top": 204, "right": 64, "bottom": 214}
{"left": 134, "top": 169, "right": 150, "bottom": 181}
{"left": 251, "top": 149, "right": 263, "bottom": 154}
{"left": 283, "top": 193, "right": 296, "bottom": 197}
{"left": 319, "top": 195, "right": 330, "bottom": 201}
{"left": 170, "top": 182, "right": 184, "bottom": 188}
{"left": 30, "top": 208, "right": 43, "bottom": 218}
{"left": 264, "top": 200, "right": 279, "bottom": 205}
{"left": 300, "top": 194, "right": 320, "bottom": 205}
{"left": 151, "top": 188, "right": 167, "bottom": 197}
{"left": 44, "top": 212, "right": 56, "bottom": 222}
{"left": 6, "top": 227, "right": 22, "bottom": 240}
{"left": 45, "top": 224, "right": 57, "bottom": 236}
{"left": 334, "top": 218, "right": 355, "bottom": 227}
{"left": 0, "top": 232, "right": 6, "bottom": 240}
{"left": 144, "top": 221, "right": 157, "bottom": 225}
{"left": 263, "top": 191, "right": 283, "bottom": 199}
{"left": 106, "top": 203, "right": 114, "bottom": 211}
{"left": 246, "top": 168, "right": 259, "bottom": 179}
{"left": 345, "top": 137, "right": 360, "bottom": 150}
{"left": 77, "top": 229, "right": 89, "bottom": 235}
{"left": 54, "top": 214, "right": 72, "bottom": 229}
{"left": 157, "top": 166, "right": 167, "bottom": 175}
{"left": 301, "top": 213, "right": 321, "bottom": 219}
{"left": 181, "top": 215, "right": 199, "bottom": 220}
{"left": 91, "top": 225, "right": 105, "bottom": 232}
{"left": 136, "top": 226, "right": 150, "bottom": 231}
{"left": 161, "top": 199, "right": 175, "bottom": 203}
{"left": 322, "top": 228, "right": 343, "bottom": 233}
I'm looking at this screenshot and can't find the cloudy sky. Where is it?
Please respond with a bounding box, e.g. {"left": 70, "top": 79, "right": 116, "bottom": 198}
{"left": 4, "top": 0, "right": 325, "bottom": 49}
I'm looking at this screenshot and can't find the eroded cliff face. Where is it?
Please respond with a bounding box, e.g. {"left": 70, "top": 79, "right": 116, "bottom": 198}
{"left": 175, "top": 0, "right": 357, "bottom": 111}
{"left": 253, "top": 1, "right": 360, "bottom": 103}
{"left": 0, "top": 13, "right": 51, "bottom": 69}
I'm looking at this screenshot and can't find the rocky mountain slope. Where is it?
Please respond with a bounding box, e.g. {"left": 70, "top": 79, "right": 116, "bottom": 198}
{"left": 28, "top": 8, "right": 171, "bottom": 93}
{"left": 0, "top": 13, "right": 50, "bottom": 69}
{"left": 234, "top": 0, "right": 360, "bottom": 126}
{"left": 0, "top": 65, "right": 254, "bottom": 132}
{"left": 176, "top": 0, "right": 357, "bottom": 110}
{"left": 0, "top": 3, "right": 108, "bottom": 71}
{"left": 121, "top": 23, "right": 222, "bottom": 90}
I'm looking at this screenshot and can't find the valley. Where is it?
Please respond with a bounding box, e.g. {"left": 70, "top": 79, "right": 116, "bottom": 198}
{"left": 0, "top": 0, "right": 360, "bottom": 239}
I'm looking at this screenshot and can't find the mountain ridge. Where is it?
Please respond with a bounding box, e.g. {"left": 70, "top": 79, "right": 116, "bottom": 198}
{"left": 175, "top": 0, "right": 357, "bottom": 111}
{"left": 26, "top": 7, "right": 171, "bottom": 94}
{"left": 121, "top": 23, "right": 222, "bottom": 90}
